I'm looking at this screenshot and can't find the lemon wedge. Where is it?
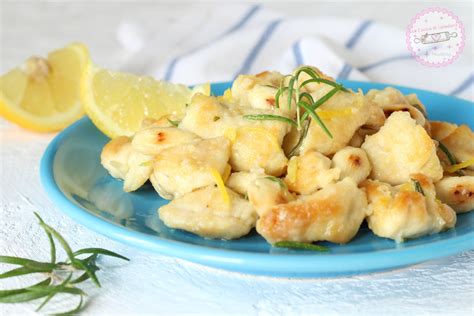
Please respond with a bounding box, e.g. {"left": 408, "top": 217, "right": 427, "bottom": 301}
{"left": 0, "top": 43, "right": 89, "bottom": 132}
{"left": 81, "top": 64, "right": 210, "bottom": 138}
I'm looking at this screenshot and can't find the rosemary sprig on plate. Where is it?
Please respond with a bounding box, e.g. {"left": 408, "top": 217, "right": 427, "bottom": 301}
{"left": 0, "top": 212, "right": 129, "bottom": 314}
{"left": 242, "top": 67, "right": 349, "bottom": 157}
{"left": 274, "top": 241, "right": 328, "bottom": 252}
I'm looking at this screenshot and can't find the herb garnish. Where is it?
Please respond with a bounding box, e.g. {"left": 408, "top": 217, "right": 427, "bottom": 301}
{"left": 438, "top": 141, "right": 464, "bottom": 176}
{"left": 411, "top": 179, "right": 425, "bottom": 196}
{"left": 243, "top": 114, "right": 298, "bottom": 127}
{"left": 274, "top": 241, "right": 328, "bottom": 252}
{"left": 0, "top": 212, "right": 129, "bottom": 314}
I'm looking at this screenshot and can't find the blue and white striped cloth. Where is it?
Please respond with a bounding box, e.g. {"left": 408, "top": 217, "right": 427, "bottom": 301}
{"left": 118, "top": 4, "right": 473, "bottom": 101}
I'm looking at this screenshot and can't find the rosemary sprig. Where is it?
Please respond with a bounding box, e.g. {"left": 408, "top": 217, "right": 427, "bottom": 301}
{"left": 274, "top": 241, "right": 328, "bottom": 252}
{"left": 438, "top": 141, "right": 464, "bottom": 176}
{"left": 411, "top": 179, "right": 425, "bottom": 196}
{"left": 0, "top": 212, "right": 129, "bottom": 314}
{"left": 243, "top": 114, "right": 298, "bottom": 127}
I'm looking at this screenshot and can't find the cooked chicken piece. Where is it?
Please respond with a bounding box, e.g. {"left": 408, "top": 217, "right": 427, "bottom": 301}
{"left": 231, "top": 71, "right": 296, "bottom": 118}
{"left": 435, "top": 176, "right": 474, "bottom": 213}
{"left": 362, "top": 174, "right": 456, "bottom": 242}
{"left": 332, "top": 147, "right": 371, "bottom": 184}
{"left": 284, "top": 150, "right": 340, "bottom": 195}
{"left": 299, "top": 90, "right": 370, "bottom": 155}
{"left": 439, "top": 125, "right": 474, "bottom": 171}
{"left": 430, "top": 121, "right": 458, "bottom": 141}
{"left": 101, "top": 136, "right": 132, "bottom": 179}
{"left": 101, "top": 136, "right": 153, "bottom": 192}
{"left": 363, "top": 101, "right": 386, "bottom": 131}
{"left": 232, "top": 71, "right": 285, "bottom": 103}
{"left": 159, "top": 186, "right": 257, "bottom": 240}
{"left": 179, "top": 93, "right": 290, "bottom": 143}
{"left": 123, "top": 150, "right": 154, "bottom": 192}
{"left": 361, "top": 112, "right": 443, "bottom": 185}
{"left": 132, "top": 126, "right": 199, "bottom": 156}
{"left": 365, "top": 87, "right": 429, "bottom": 132}
{"left": 247, "top": 177, "right": 295, "bottom": 216}
{"left": 226, "top": 170, "right": 265, "bottom": 196}
{"left": 179, "top": 94, "right": 290, "bottom": 175}
{"left": 230, "top": 126, "right": 288, "bottom": 176}
{"left": 151, "top": 137, "right": 231, "bottom": 199}
{"left": 256, "top": 178, "right": 367, "bottom": 244}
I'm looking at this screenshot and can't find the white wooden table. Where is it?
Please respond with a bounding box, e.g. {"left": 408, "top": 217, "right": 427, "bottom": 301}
{"left": 1, "top": 2, "right": 473, "bottom": 315}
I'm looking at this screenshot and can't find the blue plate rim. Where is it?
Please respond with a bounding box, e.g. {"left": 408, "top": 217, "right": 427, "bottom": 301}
{"left": 40, "top": 80, "right": 474, "bottom": 277}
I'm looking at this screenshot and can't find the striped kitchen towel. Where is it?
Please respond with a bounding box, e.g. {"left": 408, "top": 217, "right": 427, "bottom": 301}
{"left": 117, "top": 4, "right": 473, "bottom": 101}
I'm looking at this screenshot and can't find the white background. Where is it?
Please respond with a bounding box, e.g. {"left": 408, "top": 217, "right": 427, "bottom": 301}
{"left": 1, "top": 1, "right": 473, "bottom": 315}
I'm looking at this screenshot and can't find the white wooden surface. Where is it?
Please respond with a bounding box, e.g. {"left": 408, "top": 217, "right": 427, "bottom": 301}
{"left": 1, "top": 2, "right": 473, "bottom": 315}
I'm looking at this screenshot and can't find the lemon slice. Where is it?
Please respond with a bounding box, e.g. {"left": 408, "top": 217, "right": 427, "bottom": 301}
{"left": 0, "top": 43, "right": 89, "bottom": 132}
{"left": 81, "top": 64, "right": 210, "bottom": 138}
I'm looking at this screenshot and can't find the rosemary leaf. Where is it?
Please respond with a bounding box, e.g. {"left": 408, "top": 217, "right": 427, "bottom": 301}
{"left": 71, "top": 259, "right": 101, "bottom": 288}
{"left": 51, "top": 295, "right": 84, "bottom": 316}
{"left": 0, "top": 266, "right": 52, "bottom": 279}
{"left": 0, "top": 288, "right": 50, "bottom": 303}
{"left": 243, "top": 114, "right": 297, "bottom": 127}
{"left": 36, "top": 273, "right": 73, "bottom": 311}
{"left": 288, "top": 118, "right": 311, "bottom": 158}
{"left": 299, "top": 86, "right": 341, "bottom": 123}
{"left": 274, "top": 241, "right": 328, "bottom": 252}
{"left": 34, "top": 212, "right": 75, "bottom": 262}
{"left": 0, "top": 278, "right": 51, "bottom": 301}
{"left": 297, "top": 101, "right": 333, "bottom": 138}
{"left": 412, "top": 179, "right": 425, "bottom": 196}
{"left": 287, "top": 76, "right": 296, "bottom": 110}
{"left": 300, "top": 78, "right": 349, "bottom": 92}
{"left": 438, "top": 141, "right": 464, "bottom": 176}
{"left": 31, "top": 213, "right": 56, "bottom": 264}
{"left": 0, "top": 256, "right": 54, "bottom": 268}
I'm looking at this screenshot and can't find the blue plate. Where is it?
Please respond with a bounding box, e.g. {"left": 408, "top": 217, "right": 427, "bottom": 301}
{"left": 40, "top": 80, "right": 474, "bottom": 278}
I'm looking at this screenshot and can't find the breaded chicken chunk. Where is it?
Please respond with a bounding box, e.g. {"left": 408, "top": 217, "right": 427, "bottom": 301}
{"left": 299, "top": 90, "right": 370, "bottom": 155}
{"left": 159, "top": 186, "right": 257, "bottom": 240}
{"left": 132, "top": 126, "right": 199, "bottom": 155}
{"left": 179, "top": 94, "right": 290, "bottom": 175}
{"left": 101, "top": 136, "right": 153, "bottom": 192}
{"left": 151, "top": 137, "right": 231, "bottom": 199}
{"left": 362, "top": 174, "right": 456, "bottom": 242}
{"left": 247, "top": 177, "right": 295, "bottom": 217}
{"left": 284, "top": 150, "right": 340, "bottom": 195}
{"left": 331, "top": 146, "right": 371, "bottom": 184}
{"left": 256, "top": 178, "right": 367, "bottom": 244}
{"left": 435, "top": 176, "right": 474, "bottom": 213}
{"left": 362, "top": 112, "right": 443, "bottom": 185}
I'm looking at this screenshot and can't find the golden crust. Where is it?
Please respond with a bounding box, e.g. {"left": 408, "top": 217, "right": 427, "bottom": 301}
{"left": 441, "top": 125, "right": 474, "bottom": 170}
{"left": 256, "top": 178, "right": 367, "bottom": 244}
{"left": 362, "top": 174, "right": 456, "bottom": 242}
{"left": 299, "top": 90, "right": 370, "bottom": 155}
{"left": 152, "top": 137, "right": 231, "bottom": 199}
{"left": 361, "top": 112, "right": 443, "bottom": 185}
{"left": 435, "top": 176, "right": 474, "bottom": 213}
{"left": 331, "top": 146, "right": 371, "bottom": 184}
{"left": 284, "top": 150, "right": 340, "bottom": 195}
{"left": 159, "top": 186, "right": 257, "bottom": 240}
{"left": 132, "top": 126, "right": 199, "bottom": 155}
{"left": 430, "top": 121, "right": 457, "bottom": 141}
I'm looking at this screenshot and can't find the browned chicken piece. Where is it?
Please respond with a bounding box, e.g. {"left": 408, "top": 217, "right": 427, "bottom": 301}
{"left": 255, "top": 178, "right": 367, "bottom": 244}
{"left": 435, "top": 176, "right": 474, "bottom": 213}
{"left": 159, "top": 185, "right": 257, "bottom": 240}
{"left": 362, "top": 174, "right": 456, "bottom": 242}
{"left": 284, "top": 150, "right": 340, "bottom": 195}
{"left": 362, "top": 112, "right": 443, "bottom": 185}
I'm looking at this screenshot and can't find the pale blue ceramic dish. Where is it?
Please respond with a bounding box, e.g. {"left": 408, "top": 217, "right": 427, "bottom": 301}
{"left": 40, "top": 80, "right": 474, "bottom": 278}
